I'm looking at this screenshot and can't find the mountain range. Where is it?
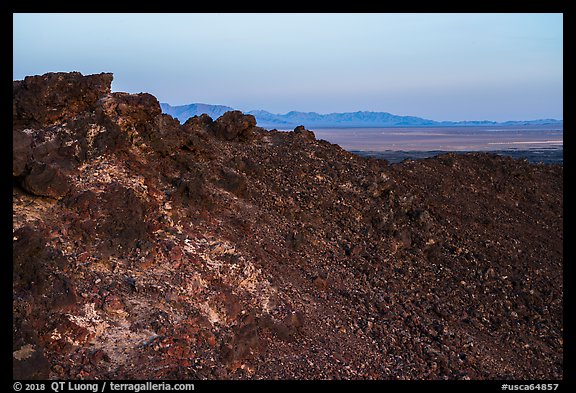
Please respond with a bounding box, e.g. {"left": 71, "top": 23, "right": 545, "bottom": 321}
{"left": 160, "top": 102, "right": 563, "bottom": 129}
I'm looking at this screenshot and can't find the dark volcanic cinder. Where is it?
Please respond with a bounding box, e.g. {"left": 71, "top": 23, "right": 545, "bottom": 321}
{"left": 12, "top": 72, "right": 563, "bottom": 380}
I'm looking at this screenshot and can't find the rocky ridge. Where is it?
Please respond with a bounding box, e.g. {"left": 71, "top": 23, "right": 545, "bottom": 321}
{"left": 13, "top": 72, "right": 563, "bottom": 380}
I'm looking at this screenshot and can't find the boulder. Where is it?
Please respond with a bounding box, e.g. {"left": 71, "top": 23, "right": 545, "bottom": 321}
{"left": 20, "top": 162, "right": 70, "bottom": 199}
{"left": 183, "top": 114, "right": 214, "bottom": 130}
{"left": 96, "top": 92, "right": 162, "bottom": 143}
{"left": 293, "top": 125, "right": 316, "bottom": 141}
{"left": 210, "top": 111, "right": 257, "bottom": 141}
{"left": 13, "top": 72, "right": 113, "bottom": 130}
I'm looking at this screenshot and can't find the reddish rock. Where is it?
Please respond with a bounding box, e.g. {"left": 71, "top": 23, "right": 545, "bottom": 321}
{"left": 13, "top": 130, "right": 32, "bottom": 177}
{"left": 183, "top": 113, "right": 214, "bottom": 130}
{"left": 313, "top": 276, "right": 328, "bottom": 291}
{"left": 96, "top": 92, "right": 162, "bottom": 144}
{"left": 89, "top": 349, "right": 109, "bottom": 366}
{"left": 102, "top": 294, "right": 125, "bottom": 313}
{"left": 13, "top": 345, "right": 51, "bottom": 380}
{"left": 293, "top": 125, "right": 316, "bottom": 141}
{"left": 20, "top": 162, "right": 70, "bottom": 199}
{"left": 217, "top": 167, "right": 248, "bottom": 197}
{"left": 12, "top": 71, "right": 563, "bottom": 381}
{"left": 13, "top": 71, "right": 113, "bottom": 130}
{"left": 210, "top": 110, "right": 257, "bottom": 141}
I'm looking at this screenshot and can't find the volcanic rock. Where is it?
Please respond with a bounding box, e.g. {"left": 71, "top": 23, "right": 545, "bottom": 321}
{"left": 13, "top": 129, "right": 32, "bottom": 177}
{"left": 183, "top": 113, "right": 214, "bottom": 129}
{"left": 210, "top": 110, "right": 257, "bottom": 141}
{"left": 293, "top": 125, "right": 316, "bottom": 141}
{"left": 13, "top": 71, "right": 113, "bottom": 130}
{"left": 20, "top": 162, "right": 70, "bottom": 199}
{"left": 96, "top": 92, "right": 162, "bottom": 144}
{"left": 12, "top": 72, "right": 563, "bottom": 381}
{"left": 13, "top": 345, "right": 51, "bottom": 380}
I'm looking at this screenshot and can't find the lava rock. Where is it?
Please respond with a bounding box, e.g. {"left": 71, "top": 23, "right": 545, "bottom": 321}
{"left": 31, "top": 134, "right": 66, "bottom": 166}
{"left": 293, "top": 125, "right": 316, "bottom": 141}
{"left": 20, "top": 162, "right": 70, "bottom": 199}
{"left": 13, "top": 129, "right": 32, "bottom": 177}
{"left": 217, "top": 167, "right": 248, "bottom": 198}
{"left": 183, "top": 114, "right": 214, "bottom": 130}
{"left": 98, "top": 183, "right": 150, "bottom": 251}
{"left": 13, "top": 71, "right": 113, "bottom": 130}
{"left": 210, "top": 110, "right": 257, "bottom": 141}
{"left": 96, "top": 92, "right": 162, "bottom": 144}
{"left": 172, "top": 172, "right": 212, "bottom": 207}
{"left": 12, "top": 71, "right": 563, "bottom": 381}
{"left": 13, "top": 345, "right": 51, "bottom": 380}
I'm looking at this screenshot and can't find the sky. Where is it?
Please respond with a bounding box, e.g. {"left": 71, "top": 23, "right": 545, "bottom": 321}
{"left": 13, "top": 13, "right": 563, "bottom": 122}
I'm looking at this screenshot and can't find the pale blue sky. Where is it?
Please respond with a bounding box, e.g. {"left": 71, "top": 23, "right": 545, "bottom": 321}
{"left": 13, "top": 13, "right": 563, "bottom": 121}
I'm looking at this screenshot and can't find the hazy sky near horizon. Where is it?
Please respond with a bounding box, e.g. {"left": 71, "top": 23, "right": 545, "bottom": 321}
{"left": 13, "top": 13, "right": 563, "bottom": 121}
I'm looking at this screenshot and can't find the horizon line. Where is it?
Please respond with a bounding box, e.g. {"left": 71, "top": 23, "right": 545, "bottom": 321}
{"left": 160, "top": 102, "right": 563, "bottom": 124}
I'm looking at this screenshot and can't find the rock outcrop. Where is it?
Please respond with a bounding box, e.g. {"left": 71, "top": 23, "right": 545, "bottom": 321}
{"left": 210, "top": 110, "right": 258, "bottom": 142}
{"left": 293, "top": 125, "right": 316, "bottom": 141}
{"left": 12, "top": 72, "right": 563, "bottom": 380}
{"left": 13, "top": 72, "right": 113, "bottom": 130}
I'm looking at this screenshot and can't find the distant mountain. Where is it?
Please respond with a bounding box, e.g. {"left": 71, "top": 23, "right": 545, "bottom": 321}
{"left": 160, "top": 102, "right": 563, "bottom": 129}
{"left": 247, "top": 110, "right": 439, "bottom": 128}
{"left": 160, "top": 103, "right": 235, "bottom": 123}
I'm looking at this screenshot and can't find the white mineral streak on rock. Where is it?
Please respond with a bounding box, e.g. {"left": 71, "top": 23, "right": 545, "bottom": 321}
{"left": 13, "top": 344, "right": 36, "bottom": 360}
{"left": 67, "top": 303, "right": 109, "bottom": 338}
